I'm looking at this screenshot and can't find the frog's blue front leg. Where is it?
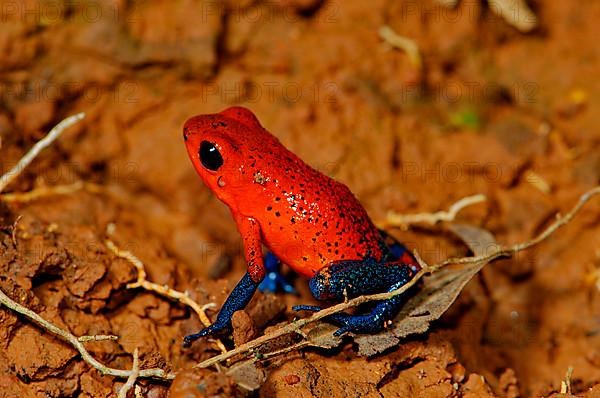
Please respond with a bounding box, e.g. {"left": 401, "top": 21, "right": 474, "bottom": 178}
{"left": 183, "top": 272, "right": 259, "bottom": 347}
{"left": 258, "top": 252, "right": 296, "bottom": 294}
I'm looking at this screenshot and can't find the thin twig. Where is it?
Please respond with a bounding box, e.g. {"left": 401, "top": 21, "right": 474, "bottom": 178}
{"left": 380, "top": 194, "right": 487, "bottom": 228}
{"left": 560, "top": 366, "right": 574, "bottom": 394}
{"left": 196, "top": 186, "right": 600, "bottom": 368}
{"left": 524, "top": 168, "right": 551, "bottom": 194}
{"left": 11, "top": 215, "right": 21, "bottom": 247}
{"left": 78, "top": 335, "right": 119, "bottom": 342}
{"left": 379, "top": 25, "right": 422, "bottom": 69}
{"left": 0, "top": 113, "right": 85, "bottom": 193}
{"left": 105, "top": 225, "right": 228, "bottom": 356}
{"left": 434, "top": 0, "right": 537, "bottom": 33}
{"left": 118, "top": 348, "right": 140, "bottom": 398}
{"left": 0, "top": 287, "right": 174, "bottom": 379}
{"left": 488, "top": 0, "right": 537, "bottom": 33}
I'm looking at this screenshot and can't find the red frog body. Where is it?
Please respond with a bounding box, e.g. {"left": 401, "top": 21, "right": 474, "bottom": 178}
{"left": 184, "top": 107, "right": 385, "bottom": 280}
{"left": 182, "top": 106, "right": 419, "bottom": 346}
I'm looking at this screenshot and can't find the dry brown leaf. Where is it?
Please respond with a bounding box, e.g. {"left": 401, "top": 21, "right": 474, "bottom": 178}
{"left": 305, "top": 323, "right": 343, "bottom": 349}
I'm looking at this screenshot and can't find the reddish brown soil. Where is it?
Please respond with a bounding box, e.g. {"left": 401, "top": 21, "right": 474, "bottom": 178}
{"left": 0, "top": 0, "right": 599, "bottom": 397}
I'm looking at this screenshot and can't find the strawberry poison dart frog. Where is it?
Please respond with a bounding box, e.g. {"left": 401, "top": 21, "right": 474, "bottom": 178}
{"left": 182, "top": 107, "right": 419, "bottom": 347}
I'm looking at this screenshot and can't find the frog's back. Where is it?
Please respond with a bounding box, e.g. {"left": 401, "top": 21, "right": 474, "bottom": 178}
{"left": 191, "top": 107, "right": 386, "bottom": 277}
{"left": 243, "top": 135, "right": 385, "bottom": 277}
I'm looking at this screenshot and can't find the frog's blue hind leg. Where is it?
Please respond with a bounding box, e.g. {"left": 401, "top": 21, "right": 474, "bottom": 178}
{"left": 293, "top": 253, "right": 418, "bottom": 336}
{"left": 379, "top": 229, "right": 420, "bottom": 273}
{"left": 258, "top": 252, "right": 297, "bottom": 294}
{"left": 327, "top": 280, "right": 412, "bottom": 336}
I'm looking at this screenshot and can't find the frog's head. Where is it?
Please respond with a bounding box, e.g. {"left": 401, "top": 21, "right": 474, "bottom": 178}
{"left": 183, "top": 106, "right": 269, "bottom": 206}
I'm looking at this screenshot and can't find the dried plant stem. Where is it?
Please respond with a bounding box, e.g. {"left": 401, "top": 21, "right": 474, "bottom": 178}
{"left": 196, "top": 186, "right": 600, "bottom": 369}
{"left": 0, "top": 287, "right": 174, "bottom": 380}
{"left": 560, "top": 366, "right": 574, "bottom": 394}
{"left": 78, "top": 335, "right": 119, "bottom": 342}
{"left": 524, "top": 168, "right": 551, "bottom": 194}
{"left": 380, "top": 194, "right": 487, "bottom": 228}
{"left": 0, "top": 113, "right": 85, "bottom": 193}
{"left": 488, "top": 0, "right": 537, "bottom": 32}
{"left": 118, "top": 348, "right": 140, "bottom": 398}
{"left": 105, "top": 226, "right": 228, "bottom": 356}
{"left": 434, "top": 0, "right": 537, "bottom": 32}
{"left": 379, "top": 25, "right": 422, "bottom": 69}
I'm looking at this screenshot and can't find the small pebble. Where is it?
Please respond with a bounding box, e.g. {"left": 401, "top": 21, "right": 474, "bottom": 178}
{"left": 284, "top": 374, "right": 300, "bottom": 385}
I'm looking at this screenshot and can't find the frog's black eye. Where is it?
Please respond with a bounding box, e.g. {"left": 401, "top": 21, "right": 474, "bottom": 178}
{"left": 199, "top": 141, "right": 223, "bottom": 171}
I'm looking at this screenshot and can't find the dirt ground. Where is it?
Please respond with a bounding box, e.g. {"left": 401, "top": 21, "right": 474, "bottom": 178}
{"left": 0, "top": 0, "right": 599, "bottom": 397}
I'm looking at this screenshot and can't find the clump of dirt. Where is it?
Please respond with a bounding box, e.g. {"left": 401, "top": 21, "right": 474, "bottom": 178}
{"left": 0, "top": 0, "right": 599, "bottom": 397}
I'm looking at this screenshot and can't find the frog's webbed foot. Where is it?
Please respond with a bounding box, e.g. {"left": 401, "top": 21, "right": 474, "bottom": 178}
{"left": 183, "top": 322, "right": 230, "bottom": 348}
{"left": 258, "top": 252, "right": 296, "bottom": 294}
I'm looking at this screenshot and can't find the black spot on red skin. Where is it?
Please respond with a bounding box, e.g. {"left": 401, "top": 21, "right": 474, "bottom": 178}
{"left": 211, "top": 121, "right": 227, "bottom": 128}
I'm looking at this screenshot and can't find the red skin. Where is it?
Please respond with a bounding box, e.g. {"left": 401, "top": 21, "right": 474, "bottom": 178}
{"left": 183, "top": 107, "right": 384, "bottom": 283}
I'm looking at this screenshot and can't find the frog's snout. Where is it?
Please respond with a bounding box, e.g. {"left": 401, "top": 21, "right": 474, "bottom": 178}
{"left": 183, "top": 117, "right": 206, "bottom": 142}
{"left": 183, "top": 115, "right": 225, "bottom": 142}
